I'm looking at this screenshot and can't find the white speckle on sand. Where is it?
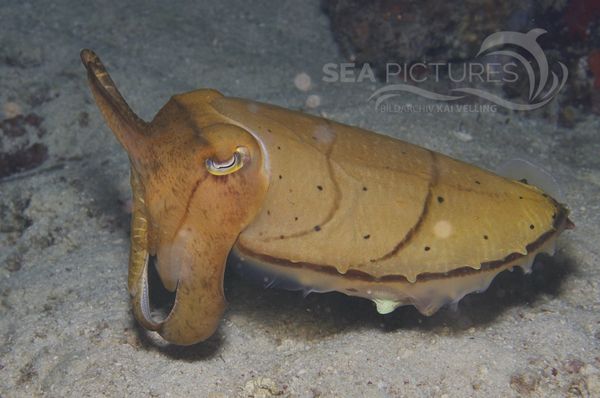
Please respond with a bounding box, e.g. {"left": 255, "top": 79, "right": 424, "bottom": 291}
{"left": 453, "top": 130, "right": 473, "bottom": 142}
{"left": 294, "top": 72, "right": 312, "bottom": 91}
{"left": 2, "top": 101, "right": 22, "bottom": 118}
{"left": 305, "top": 94, "right": 321, "bottom": 108}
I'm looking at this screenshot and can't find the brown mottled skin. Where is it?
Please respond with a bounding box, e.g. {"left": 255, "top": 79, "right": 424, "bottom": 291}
{"left": 81, "top": 49, "right": 571, "bottom": 345}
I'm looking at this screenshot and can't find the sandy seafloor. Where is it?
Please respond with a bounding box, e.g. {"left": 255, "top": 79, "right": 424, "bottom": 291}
{"left": 1, "top": 1, "right": 599, "bottom": 397}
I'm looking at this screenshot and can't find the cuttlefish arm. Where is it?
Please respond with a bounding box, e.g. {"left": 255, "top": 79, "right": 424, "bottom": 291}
{"left": 131, "top": 218, "right": 233, "bottom": 344}
{"left": 81, "top": 50, "right": 269, "bottom": 345}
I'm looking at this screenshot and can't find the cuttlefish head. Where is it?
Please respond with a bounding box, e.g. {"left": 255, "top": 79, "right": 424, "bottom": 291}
{"left": 81, "top": 49, "right": 269, "bottom": 345}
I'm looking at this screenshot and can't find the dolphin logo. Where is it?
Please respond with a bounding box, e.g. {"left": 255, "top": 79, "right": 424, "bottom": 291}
{"left": 368, "top": 29, "right": 568, "bottom": 111}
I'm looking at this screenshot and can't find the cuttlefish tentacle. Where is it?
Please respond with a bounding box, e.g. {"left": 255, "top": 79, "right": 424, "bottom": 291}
{"left": 131, "top": 224, "right": 232, "bottom": 344}
{"left": 128, "top": 168, "right": 150, "bottom": 297}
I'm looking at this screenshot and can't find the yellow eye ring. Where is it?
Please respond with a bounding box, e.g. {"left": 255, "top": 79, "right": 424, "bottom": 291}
{"left": 205, "top": 147, "right": 249, "bottom": 176}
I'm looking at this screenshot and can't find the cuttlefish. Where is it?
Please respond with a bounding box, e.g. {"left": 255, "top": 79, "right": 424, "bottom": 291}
{"left": 81, "top": 49, "right": 573, "bottom": 345}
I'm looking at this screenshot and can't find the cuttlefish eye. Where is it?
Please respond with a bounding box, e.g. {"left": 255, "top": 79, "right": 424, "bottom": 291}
{"left": 205, "top": 146, "right": 250, "bottom": 176}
